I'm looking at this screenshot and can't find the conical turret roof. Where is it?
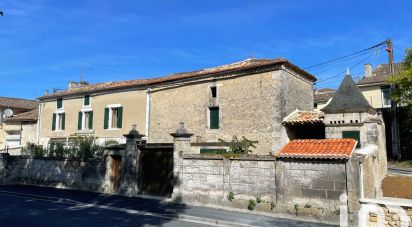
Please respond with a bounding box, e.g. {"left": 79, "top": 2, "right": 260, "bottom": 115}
{"left": 321, "top": 74, "right": 375, "bottom": 114}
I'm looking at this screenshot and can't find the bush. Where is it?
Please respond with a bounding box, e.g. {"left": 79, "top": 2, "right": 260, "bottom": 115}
{"left": 22, "top": 136, "right": 104, "bottom": 160}
{"left": 22, "top": 143, "right": 46, "bottom": 158}
{"left": 227, "top": 192, "right": 235, "bottom": 202}
{"left": 219, "top": 136, "right": 258, "bottom": 154}
{"left": 72, "top": 136, "right": 104, "bottom": 160}
{"left": 248, "top": 199, "right": 257, "bottom": 210}
{"left": 256, "top": 195, "right": 262, "bottom": 204}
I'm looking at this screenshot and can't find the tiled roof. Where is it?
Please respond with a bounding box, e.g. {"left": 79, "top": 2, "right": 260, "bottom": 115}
{"left": 282, "top": 110, "right": 324, "bottom": 125}
{"left": 314, "top": 92, "right": 335, "bottom": 102}
{"left": 277, "top": 139, "right": 357, "bottom": 159}
{"left": 39, "top": 58, "right": 316, "bottom": 100}
{"left": 5, "top": 109, "right": 38, "bottom": 122}
{"left": 0, "top": 97, "right": 38, "bottom": 110}
{"left": 357, "top": 63, "right": 404, "bottom": 86}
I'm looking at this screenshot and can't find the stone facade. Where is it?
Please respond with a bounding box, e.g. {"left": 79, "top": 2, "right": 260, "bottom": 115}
{"left": 149, "top": 68, "right": 313, "bottom": 154}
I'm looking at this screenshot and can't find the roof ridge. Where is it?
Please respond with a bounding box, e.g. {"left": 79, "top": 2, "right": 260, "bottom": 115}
{"left": 0, "top": 96, "right": 38, "bottom": 102}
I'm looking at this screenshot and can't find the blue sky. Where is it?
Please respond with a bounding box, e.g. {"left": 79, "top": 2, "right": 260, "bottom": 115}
{"left": 0, "top": 0, "right": 411, "bottom": 99}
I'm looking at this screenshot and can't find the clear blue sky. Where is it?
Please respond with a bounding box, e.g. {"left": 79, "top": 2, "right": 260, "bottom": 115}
{"left": 0, "top": 0, "right": 411, "bottom": 99}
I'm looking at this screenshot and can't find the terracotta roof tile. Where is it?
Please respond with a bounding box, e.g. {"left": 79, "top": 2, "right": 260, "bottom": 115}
{"left": 39, "top": 58, "right": 316, "bottom": 100}
{"left": 277, "top": 139, "right": 357, "bottom": 159}
{"left": 0, "top": 97, "right": 38, "bottom": 110}
{"left": 282, "top": 110, "right": 324, "bottom": 125}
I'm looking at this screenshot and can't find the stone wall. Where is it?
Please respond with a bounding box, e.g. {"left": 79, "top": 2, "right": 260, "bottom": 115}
{"left": 175, "top": 154, "right": 345, "bottom": 223}
{"left": 275, "top": 159, "right": 346, "bottom": 210}
{"left": 360, "top": 198, "right": 412, "bottom": 226}
{"left": 1, "top": 155, "right": 110, "bottom": 193}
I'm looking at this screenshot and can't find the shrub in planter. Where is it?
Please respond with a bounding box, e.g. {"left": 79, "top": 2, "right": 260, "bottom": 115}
{"left": 248, "top": 199, "right": 257, "bottom": 210}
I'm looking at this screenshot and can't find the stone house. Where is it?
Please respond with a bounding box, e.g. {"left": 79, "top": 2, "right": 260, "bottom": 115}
{"left": 0, "top": 97, "right": 38, "bottom": 149}
{"left": 313, "top": 88, "right": 335, "bottom": 111}
{"left": 37, "top": 58, "right": 316, "bottom": 153}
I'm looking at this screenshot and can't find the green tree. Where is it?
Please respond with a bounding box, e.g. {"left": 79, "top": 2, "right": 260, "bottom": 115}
{"left": 388, "top": 48, "right": 412, "bottom": 104}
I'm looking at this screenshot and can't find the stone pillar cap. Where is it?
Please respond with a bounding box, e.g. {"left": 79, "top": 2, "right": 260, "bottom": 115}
{"left": 170, "top": 122, "right": 194, "bottom": 138}
{"left": 124, "top": 124, "right": 145, "bottom": 139}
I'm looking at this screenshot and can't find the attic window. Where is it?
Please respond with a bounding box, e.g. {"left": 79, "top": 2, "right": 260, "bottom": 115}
{"left": 211, "top": 86, "right": 217, "bottom": 98}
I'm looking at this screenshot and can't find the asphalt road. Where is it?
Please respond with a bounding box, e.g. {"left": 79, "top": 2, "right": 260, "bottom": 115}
{"left": 0, "top": 185, "right": 335, "bottom": 227}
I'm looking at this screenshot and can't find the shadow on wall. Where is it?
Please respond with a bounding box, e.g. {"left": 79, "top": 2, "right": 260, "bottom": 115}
{"left": 0, "top": 185, "right": 188, "bottom": 227}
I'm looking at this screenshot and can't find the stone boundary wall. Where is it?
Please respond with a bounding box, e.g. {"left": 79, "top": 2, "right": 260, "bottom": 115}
{"left": 0, "top": 154, "right": 110, "bottom": 193}
{"left": 177, "top": 154, "right": 346, "bottom": 223}
{"left": 360, "top": 198, "right": 412, "bottom": 226}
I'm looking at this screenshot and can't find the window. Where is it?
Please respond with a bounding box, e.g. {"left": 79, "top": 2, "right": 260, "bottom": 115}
{"left": 84, "top": 95, "right": 90, "bottom": 106}
{"left": 314, "top": 102, "right": 318, "bottom": 108}
{"left": 209, "top": 107, "right": 219, "bottom": 129}
{"left": 210, "top": 86, "right": 217, "bottom": 98}
{"left": 52, "top": 113, "right": 65, "bottom": 131}
{"left": 57, "top": 98, "right": 63, "bottom": 109}
{"left": 104, "top": 106, "right": 123, "bottom": 129}
{"left": 381, "top": 86, "right": 391, "bottom": 107}
{"left": 78, "top": 111, "right": 93, "bottom": 130}
{"left": 342, "top": 131, "right": 361, "bottom": 148}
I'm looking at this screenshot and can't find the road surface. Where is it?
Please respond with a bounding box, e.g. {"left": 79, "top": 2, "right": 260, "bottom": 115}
{"left": 0, "top": 185, "right": 334, "bottom": 227}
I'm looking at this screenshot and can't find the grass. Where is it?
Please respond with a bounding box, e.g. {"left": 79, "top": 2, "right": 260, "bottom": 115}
{"left": 388, "top": 160, "right": 412, "bottom": 169}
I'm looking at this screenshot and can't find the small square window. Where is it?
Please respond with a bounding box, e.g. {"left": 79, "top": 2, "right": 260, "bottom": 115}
{"left": 57, "top": 98, "right": 63, "bottom": 109}
{"left": 211, "top": 86, "right": 217, "bottom": 98}
{"left": 84, "top": 95, "right": 90, "bottom": 106}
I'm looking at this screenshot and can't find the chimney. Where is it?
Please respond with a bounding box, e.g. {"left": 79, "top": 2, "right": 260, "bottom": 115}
{"left": 44, "top": 90, "right": 49, "bottom": 96}
{"left": 68, "top": 81, "right": 78, "bottom": 90}
{"left": 364, "top": 64, "right": 373, "bottom": 78}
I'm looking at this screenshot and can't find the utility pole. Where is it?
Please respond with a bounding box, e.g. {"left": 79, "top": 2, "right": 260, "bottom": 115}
{"left": 387, "top": 39, "right": 401, "bottom": 160}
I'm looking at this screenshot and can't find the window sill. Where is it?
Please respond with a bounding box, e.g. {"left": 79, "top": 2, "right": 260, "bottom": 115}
{"left": 106, "top": 128, "right": 121, "bottom": 131}
{"left": 206, "top": 129, "right": 219, "bottom": 134}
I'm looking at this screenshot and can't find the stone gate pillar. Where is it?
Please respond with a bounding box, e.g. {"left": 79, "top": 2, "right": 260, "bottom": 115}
{"left": 170, "top": 122, "right": 193, "bottom": 202}
{"left": 119, "top": 125, "right": 145, "bottom": 196}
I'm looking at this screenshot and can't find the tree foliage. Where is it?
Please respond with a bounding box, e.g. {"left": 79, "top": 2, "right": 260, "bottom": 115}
{"left": 388, "top": 48, "right": 412, "bottom": 104}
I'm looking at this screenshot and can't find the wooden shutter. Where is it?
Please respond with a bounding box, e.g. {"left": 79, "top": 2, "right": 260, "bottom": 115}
{"left": 78, "top": 112, "right": 83, "bottom": 130}
{"left": 209, "top": 107, "right": 219, "bottom": 129}
{"left": 117, "top": 107, "right": 123, "bottom": 129}
{"left": 342, "top": 131, "right": 361, "bottom": 148}
{"left": 57, "top": 98, "right": 63, "bottom": 109}
{"left": 61, "top": 113, "right": 66, "bottom": 130}
{"left": 84, "top": 95, "right": 90, "bottom": 106}
{"left": 52, "top": 113, "right": 56, "bottom": 131}
{"left": 88, "top": 111, "right": 93, "bottom": 129}
{"left": 104, "top": 108, "right": 109, "bottom": 129}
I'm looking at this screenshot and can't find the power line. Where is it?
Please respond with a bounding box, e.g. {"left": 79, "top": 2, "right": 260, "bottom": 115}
{"left": 315, "top": 48, "right": 382, "bottom": 85}
{"left": 304, "top": 40, "right": 388, "bottom": 70}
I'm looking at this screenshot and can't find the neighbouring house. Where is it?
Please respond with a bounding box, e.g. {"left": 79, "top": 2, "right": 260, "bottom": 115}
{"left": 37, "top": 58, "right": 316, "bottom": 154}
{"left": 357, "top": 63, "right": 404, "bottom": 109}
{"left": 0, "top": 97, "right": 39, "bottom": 149}
{"left": 2, "top": 109, "right": 38, "bottom": 154}
{"left": 313, "top": 88, "right": 335, "bottom": 111}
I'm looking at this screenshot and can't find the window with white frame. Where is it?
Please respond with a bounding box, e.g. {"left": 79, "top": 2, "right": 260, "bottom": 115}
{"left": 104, "top": 105, "right": 123, "bottom": 129}
{"left": 52, "top": 112, "right": 65, "bottom": 131}
{"left": 78, "top": 109, "right": 93, "bottom": 130}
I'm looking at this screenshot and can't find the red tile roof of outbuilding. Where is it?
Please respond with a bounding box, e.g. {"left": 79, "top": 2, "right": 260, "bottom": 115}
{"left": 277, "top": 139, "right": 357, "bottom": 159}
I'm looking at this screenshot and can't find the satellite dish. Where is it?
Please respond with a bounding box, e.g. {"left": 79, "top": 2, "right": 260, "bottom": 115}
{"left": 4, "top": 109, "right": 13, "bottom": 118}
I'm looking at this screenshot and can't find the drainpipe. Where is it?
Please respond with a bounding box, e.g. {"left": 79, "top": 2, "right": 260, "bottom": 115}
{"left": 145, "top": 88, "right": 151, "bottom": 139}
{"left": 36, "top": 102, "right": 42, "bottom": 145}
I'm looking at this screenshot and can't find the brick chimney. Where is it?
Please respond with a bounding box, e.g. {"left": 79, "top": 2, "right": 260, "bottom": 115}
{"left": 364, "top": 64, "right": 373, "bottom": 78}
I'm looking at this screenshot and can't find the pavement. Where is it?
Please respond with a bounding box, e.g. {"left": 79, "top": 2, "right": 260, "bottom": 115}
{"left": 0, "top": 185, "right": 335, "bottom": 227}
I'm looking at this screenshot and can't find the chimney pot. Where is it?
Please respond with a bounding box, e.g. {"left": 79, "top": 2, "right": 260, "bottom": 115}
{"left": 68, "top": 81, "right": 78, "bottom": 90}
{"left": 365, "top": 64, "right": 373, "bottom": 78}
